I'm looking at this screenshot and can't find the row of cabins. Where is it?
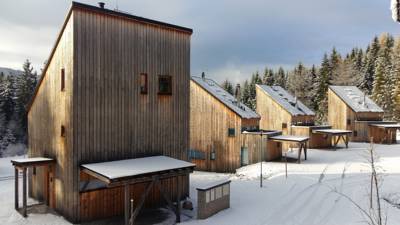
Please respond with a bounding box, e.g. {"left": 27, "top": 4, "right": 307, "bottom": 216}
{"left": 17, "top": 1, "right": 399, "bottom": 224}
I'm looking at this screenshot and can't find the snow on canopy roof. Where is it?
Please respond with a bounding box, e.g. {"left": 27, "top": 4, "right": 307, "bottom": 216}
{"left": 191, "top": 76, "right": 260, "bottom": 119}
{"left": 257, "top": 85, "right": 315, "bottom": 116}
{"left": 329, "top": 86, "right": 383, "bottom": 113}
{"left": 81, "top": 156, "right": 195, "bottom": 180}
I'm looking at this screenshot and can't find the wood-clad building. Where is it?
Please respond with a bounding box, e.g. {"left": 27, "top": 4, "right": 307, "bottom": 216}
{"left": 256, "top": 85, "right": 334, "bottom": 148}
{"left": 26, "top": 2, "right": 192, "bottom": 223}
{"left": 190, "top": 76, "right": 281, "bottom": 173}
{"left": 328, "top": 86, "right": 399, "bottom": 143}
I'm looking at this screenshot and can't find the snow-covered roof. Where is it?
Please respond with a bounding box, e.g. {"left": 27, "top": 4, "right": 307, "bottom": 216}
{"left": 329, "top": 86, "right": 384, "bottom": 113}
{"left": 11, "top": 157, "right": 55, "bottom": 166}
{"left": 81, "top": 156, "right": 195, "bottom": 181}
{"left": 191, "top": 76, "right": 260, "bottom": 119}
{"left": 257, "top": 85, "right": 315, "bottom": 116}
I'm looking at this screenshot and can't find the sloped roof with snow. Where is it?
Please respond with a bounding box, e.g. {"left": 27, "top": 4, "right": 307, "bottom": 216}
{"left": 329, "top": 86, "right": 383, "bottom": 113}
{"left": 191, "top": 76, "right": 260, "bottom": 119}
{"left": 257, "top": 85, "right": 315, "bottom": 116}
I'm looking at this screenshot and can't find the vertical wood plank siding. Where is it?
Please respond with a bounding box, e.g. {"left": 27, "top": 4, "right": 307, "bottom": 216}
{"left": 328, "top": 88, "right": 384, "bottom": 142}
{"left": 72, "top": 9, "right": 190, "bottom": 222}
{"left": 28, "top": 7, "right": 191, "bottom": 223}
{"left": 28, "top": 13, "right": 74, "bottom": 220}
{"left": 189, "top": 80, "right": 272, "bottom": 172}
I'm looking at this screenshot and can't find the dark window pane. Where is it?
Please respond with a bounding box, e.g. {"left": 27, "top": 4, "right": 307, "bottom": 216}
{"left": 61, "top": 68, "right": 65, "bottom": 91}
{"left": 158, "top": 75, "right": 172, "bottom": 95}
{"left": 228, "top": 128, "right": 235, "bottom": 137}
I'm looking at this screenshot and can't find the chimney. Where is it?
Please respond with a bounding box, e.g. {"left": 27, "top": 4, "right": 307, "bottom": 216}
{"left": 294, "top": 96, "right": 298, "bottom": 108}
{"left": 235, "top": 84, "right": 241, "bottom": 100}
{"left": 201, "top": 72, "right": 205, "bottom": 80}
{"left": 98, "top": 2, "right": 105, "bottom": 9}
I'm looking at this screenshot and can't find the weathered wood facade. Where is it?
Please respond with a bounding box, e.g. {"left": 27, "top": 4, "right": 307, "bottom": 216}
{"left": 256, "top": 85, "right": 332, "bottom": 148}
{"left": 328, "top": 86, "right": 398, "bottom": 143}
{"left": 190, "top": 76, "right": 281, "bottom": 173}
{"left": 27, "top": 2, "right": 192, "bottom": 223}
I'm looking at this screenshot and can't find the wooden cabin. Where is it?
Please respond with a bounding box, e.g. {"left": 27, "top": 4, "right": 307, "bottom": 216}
{"left": 328, "top": 86, "right": 399, "bottom": 143}
{"left": 256, "top": 85, "right": 333, "bottom": 148}
{"left": 26, "top": 2, "right": 193, "bottom": 223}
{"left": 190, "top": 76, "right": 282, "bottom": 173}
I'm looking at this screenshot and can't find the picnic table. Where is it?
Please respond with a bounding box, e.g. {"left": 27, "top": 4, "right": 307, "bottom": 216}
{"left": 269, "top": 135, "right": 309, "bottom": 163}
{"left": 312, "top": 129, "right": 353, "bottom": 150}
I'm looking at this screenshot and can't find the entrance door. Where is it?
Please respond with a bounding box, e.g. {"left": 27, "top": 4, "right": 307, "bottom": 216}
{"left": 241, "top": 147, "right": 249, "bottom": 166}
{"left": 48, "top": 166, "right": 55, "bottom": 209}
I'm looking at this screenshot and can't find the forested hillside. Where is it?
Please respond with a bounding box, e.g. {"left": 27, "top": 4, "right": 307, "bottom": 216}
{"left": 222, "top": 33, "right": 400, "bottom": 123}
{"left": 0, "top": 60, "right": 38, "bottom": 156}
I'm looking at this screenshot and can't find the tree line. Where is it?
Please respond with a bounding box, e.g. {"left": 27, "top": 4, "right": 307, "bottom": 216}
{"left": 0, "top": 60, "right": 38, "bottom": 156}
{"left": 222, "top": 33, "right": 400, "bottom": 123}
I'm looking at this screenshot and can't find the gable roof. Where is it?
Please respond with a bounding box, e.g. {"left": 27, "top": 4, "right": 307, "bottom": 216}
{"left": 257, "top": 85, "right": 315, "bottom": 116}
{"left": 27, "top": 1, "right": 192, "bottom": 114}
{"left": 191, "top": 76, "right": 260, "bottom": 119}
{"left": 329, "top": 86, "right": 383, "bottom": 113}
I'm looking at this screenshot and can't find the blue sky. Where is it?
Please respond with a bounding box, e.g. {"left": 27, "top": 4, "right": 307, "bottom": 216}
{"left": 0, "top": 0, "right": 398, "bottom": 83}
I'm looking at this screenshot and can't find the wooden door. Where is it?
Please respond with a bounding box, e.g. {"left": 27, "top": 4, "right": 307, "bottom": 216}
{"left": 48, "top": 166, "right": 56, "bottom": 209}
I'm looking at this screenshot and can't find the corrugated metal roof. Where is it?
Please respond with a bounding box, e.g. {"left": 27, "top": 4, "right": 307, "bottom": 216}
{"left": 329, "top": 86, "right": 383, "bottom": 113}
{"left": 191, "top": 76, "right": 260, "bottom": 119}
{"left": 257, "top": 85, "right": 315, "bottom": 116}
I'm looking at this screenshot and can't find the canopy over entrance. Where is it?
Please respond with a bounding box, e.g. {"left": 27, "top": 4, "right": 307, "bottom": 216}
{"left": 80, "top": 156, "right": 195, "bottom": 225}
{"left": 11, "top": 157, "right": 55, "bottom": 218}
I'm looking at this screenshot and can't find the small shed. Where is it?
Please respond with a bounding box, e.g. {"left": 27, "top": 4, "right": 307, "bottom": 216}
{"left": 256, "top": 85, "right": 334, "bottom": 148}
{"left": 190, "top": 76, "right": 281, "bottom": 172}
{"left": 328, "top": 86, "right": 399, "bottom": 143}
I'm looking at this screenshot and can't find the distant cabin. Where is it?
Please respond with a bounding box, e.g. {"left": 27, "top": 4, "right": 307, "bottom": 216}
{"left": 27, "top": 2, "right": 192, "bottom": 223}
{"left": 256, "top": 85, "right": 333, "bottom": 148}
{"left": 190, "top": 76, "right": 281, "bottom": 172}
{"left": 328, "top": 86, "right": 398, "bottom": 143}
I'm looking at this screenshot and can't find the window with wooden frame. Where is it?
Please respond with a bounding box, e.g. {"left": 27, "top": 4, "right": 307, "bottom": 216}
{"left": 140, "top": 73, "right": 148, "bottom": 94}
{"left": 353, "top": 130, "right": 357, "bottom": 137}
{"left": 158, "top": 75, "right": 172, "bottom": 95}
{"left": 61, "top": 68, "right": 65, "bottom": 91}
{"left": 61, "top": 125, "right": 66, "bottom": 137}
{"left": 347, "top": 119, "right": 351, "bottom": 125}
{"left": 228, "top": 128, "right": 235, "bottom": 137}
{"left": 282, "top": 123, "right": 287, "bottom": 129}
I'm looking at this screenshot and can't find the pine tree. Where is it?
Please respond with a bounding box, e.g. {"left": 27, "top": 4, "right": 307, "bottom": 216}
{"left": 372, "top": 34, "right": 394, "bottom": 119}
{"left": 248, "top": 72, "right": 262, "bottom": 110}
{"left": 361, "top": 36, "right": 380, "bottom": 94}
{"left": 391, "top": 37, "right": 400, "bottom": 120}
{"left": 308, "top": 65, "right": 319, "bottom": 111}
{"left": 14, "top": 59, "right": 38, "bottom": 143}
{"left": 262, "top": 67, "right": 274, "bottom": 85}
{"left": 274, "top": 67, "right": 286, "bottom": 88}
{"left": 221, "top": 79, "right": 234, "bottom": 95}
{"left": 241, "top": 80, "right": 251, "bottom": 109}
{"left": 329, "top": 47, "right": 342, "bottom": 84}
{"left": 315, "top": 54, "right": 331, "bottom": 123}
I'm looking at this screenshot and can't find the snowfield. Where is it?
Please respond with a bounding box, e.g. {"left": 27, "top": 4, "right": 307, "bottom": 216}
{"left": 1, "top": 141, "right": 400, "bottom": 225}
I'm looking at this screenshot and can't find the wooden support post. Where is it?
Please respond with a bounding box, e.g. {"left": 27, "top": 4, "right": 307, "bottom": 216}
{"left": 297, "top": 143, "right": 303, "bottom": 164}
{"left": 124, "top": 184, "right": 129, "bottom": 225}
{"left": 304, "top": 142, "right": 307, "bottom": 160}
{"left": 22, "top": 167, "right": 27, "bottom": 217}
{"left": 15, "top": 168, "right": 18, "bottom": 210}
{"left": 176, "top": 175, "right": 181, "bottom": 223}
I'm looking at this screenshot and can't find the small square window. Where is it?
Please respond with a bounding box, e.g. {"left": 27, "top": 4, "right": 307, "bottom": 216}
{"left": 223, "top": 184, "right": 229, "bottom": 196}
{"left": 61, "top": 125, "right": 66, "bottom": 137}
{"left": 140, "top": 73, "right": 148, "bottom": 94}
{"left": 282, "top": 123, "right": 287, "bottom": 129}
{"left": 158, "top": 75, "right": 172, "bottom": 95}
{"left": 228, "top": 128, "right": 235, "bottom": 137}
{"left": 215, "top": 186, "right": 222, "bottom": 199}
{"left": 353, "top": 130, "right": 357, "bottom": 137}
{"left": 347, "top": 119, "right": 351, "bottom": 125}
{"left": 61, "top": 68, "right": 65, "bottom": 91}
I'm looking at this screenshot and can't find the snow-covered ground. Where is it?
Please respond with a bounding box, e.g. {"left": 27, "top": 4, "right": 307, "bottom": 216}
{"left": 1, "top": 141, "right": 400, "bottom": 225}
